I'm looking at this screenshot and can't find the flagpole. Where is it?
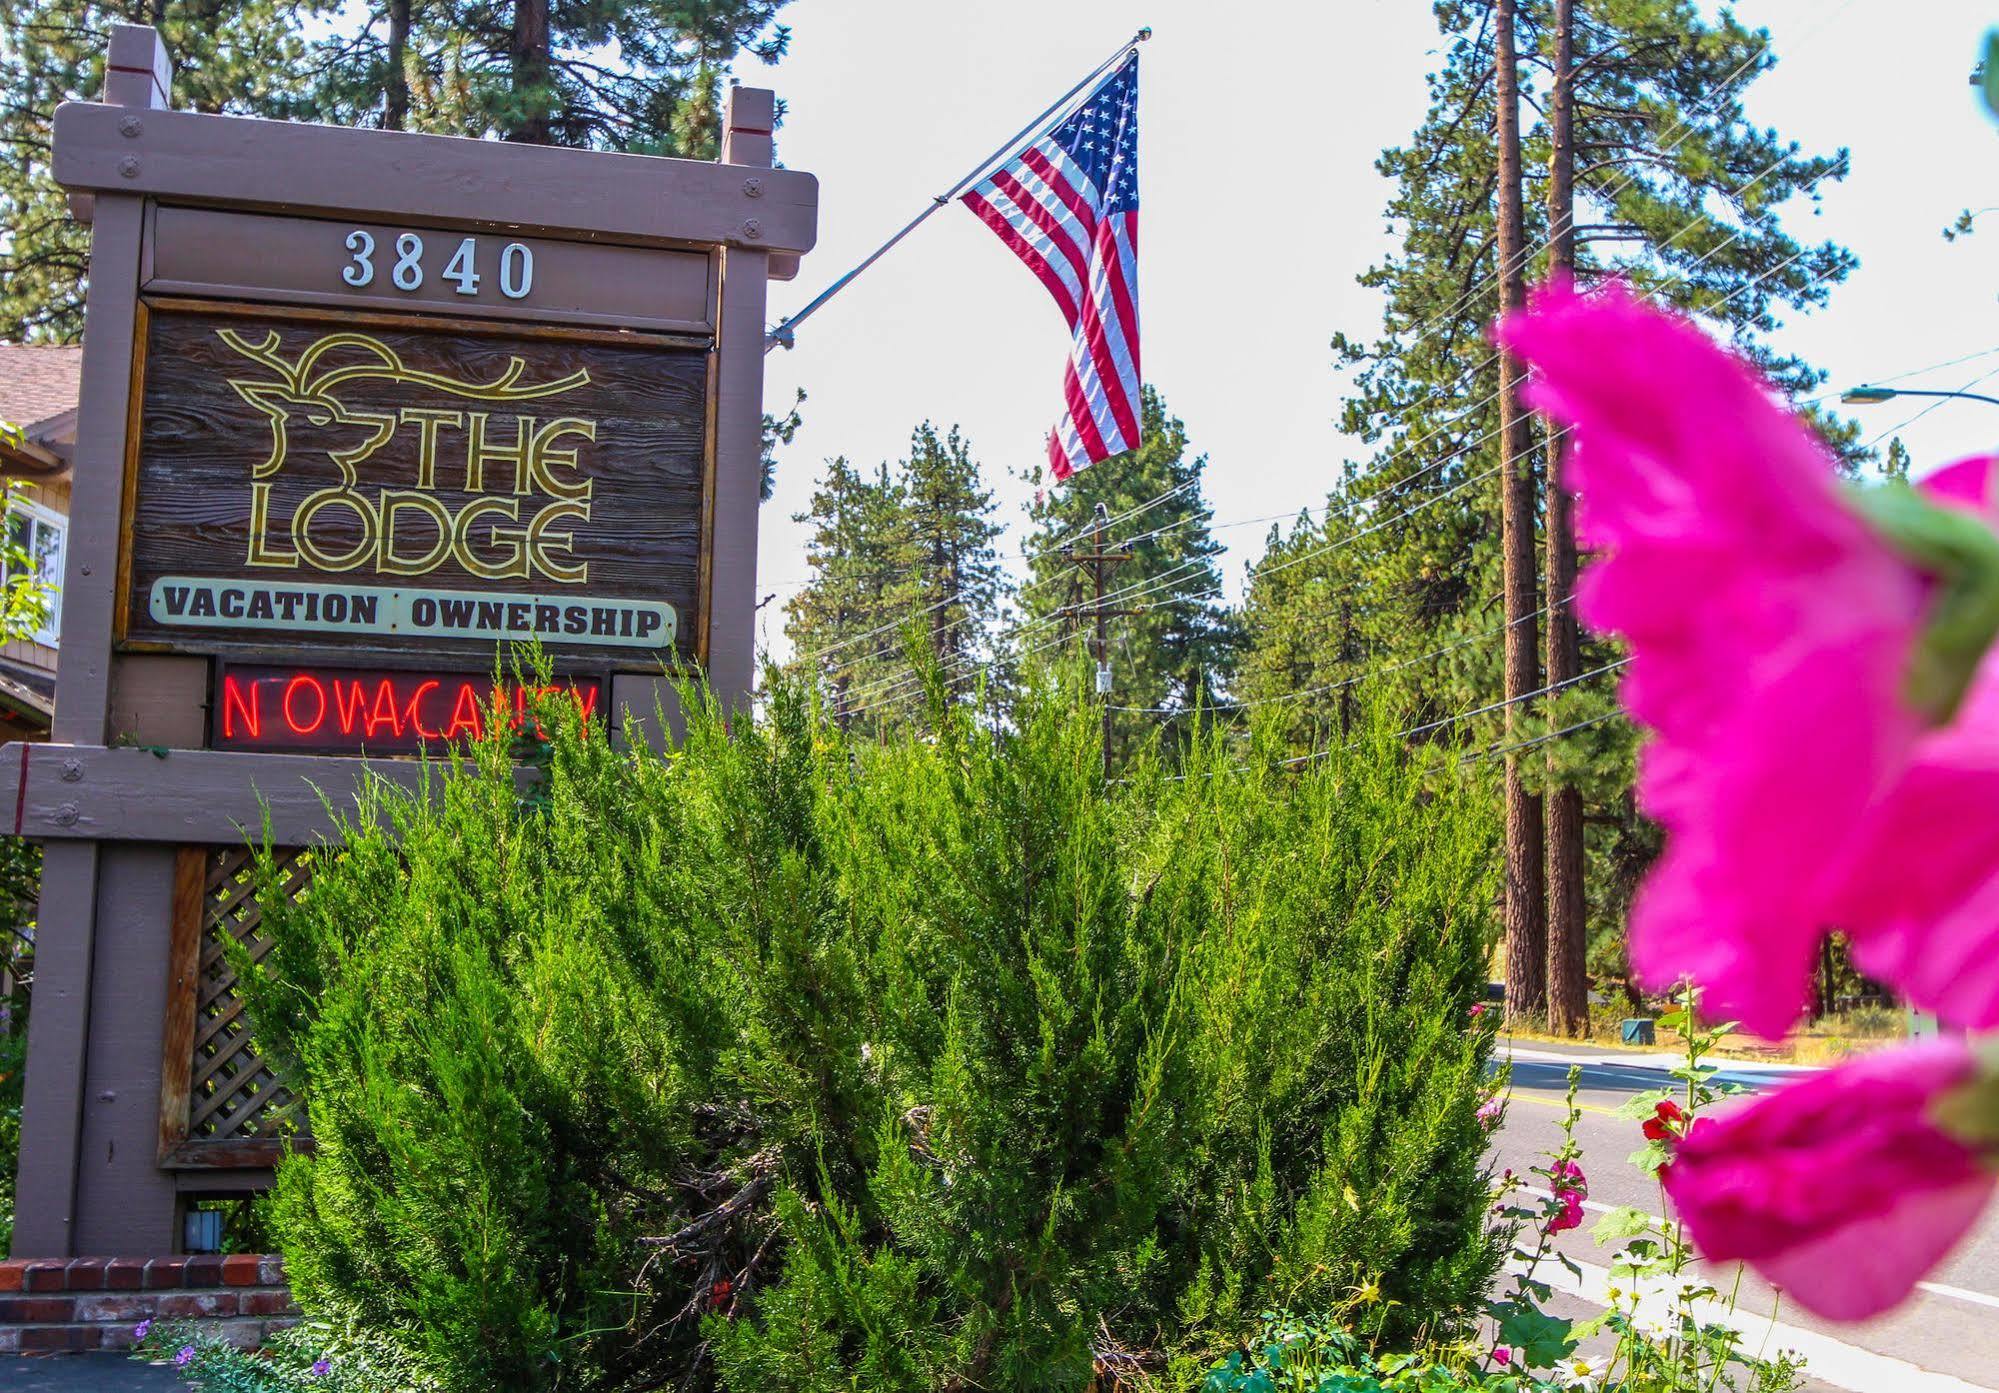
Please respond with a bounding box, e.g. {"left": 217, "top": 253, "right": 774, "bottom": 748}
{"left": 764, "top": 27, "right": 1151, "bottom": 353}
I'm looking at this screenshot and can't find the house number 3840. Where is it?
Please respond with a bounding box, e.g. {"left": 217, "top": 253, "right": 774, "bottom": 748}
{"left": 340, "top": 231, "right": 535, "bottom": 300}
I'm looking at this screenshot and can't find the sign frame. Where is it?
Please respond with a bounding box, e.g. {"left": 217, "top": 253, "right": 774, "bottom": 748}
{"left": 6, "top": 22, "right": 814, "bottom": 1261}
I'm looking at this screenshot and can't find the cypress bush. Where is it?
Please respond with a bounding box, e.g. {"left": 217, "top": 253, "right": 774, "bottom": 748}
{"left": 240, "top": 669, "right": 1504, "bottom": 1392}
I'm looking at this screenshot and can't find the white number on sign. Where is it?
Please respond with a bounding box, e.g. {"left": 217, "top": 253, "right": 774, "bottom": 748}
{"left": 392, "top": 233, "right": 425, "bottom": 290}
{"left": 338, "top": 231, "right": 536, "bottom": 301}
{"left": 499, "top": 242, "right": 534, "bottom": 299}
{"left": 342, "top": 229, "right": 375, "bottom": 287}
{"left": 443, "top": 237, "right": 481, "bottom": 296}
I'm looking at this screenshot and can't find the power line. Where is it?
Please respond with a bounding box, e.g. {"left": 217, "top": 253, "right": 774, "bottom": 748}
{"left": 1106, "top": 592, "right": 1579, "bottom": 715}
{"left": 1463, "top": 707, "right": 1626, "bottom": 763}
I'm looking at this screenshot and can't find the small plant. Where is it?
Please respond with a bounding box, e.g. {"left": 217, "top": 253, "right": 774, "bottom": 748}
{"left": 1483, "top": 989, "right": 1807, "bottom": 1393}
{"left": 1203, "top": 1310, "right": 1540, "bottom": 1391}
{"left": 131, "top": 1315, "right": 438, "bottom": 1392}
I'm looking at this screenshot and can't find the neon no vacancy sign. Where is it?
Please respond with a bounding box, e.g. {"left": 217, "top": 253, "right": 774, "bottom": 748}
{"left": 215, "top": 663, "right": 603, "bottom": 755}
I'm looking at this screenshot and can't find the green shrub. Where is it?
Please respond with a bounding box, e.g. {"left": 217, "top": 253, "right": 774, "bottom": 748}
{"left": 242, "top": 669, "right": 1503, "bottom": 1392}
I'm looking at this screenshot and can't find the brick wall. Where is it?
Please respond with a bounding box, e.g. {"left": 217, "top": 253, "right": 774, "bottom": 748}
{"left": 0, "top": 1255, "right": 297, "bottom": 1353}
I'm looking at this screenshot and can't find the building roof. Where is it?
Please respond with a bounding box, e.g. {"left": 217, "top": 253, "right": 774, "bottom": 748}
{"left": 0, "top": 344, "right": 84, "bottom": 436}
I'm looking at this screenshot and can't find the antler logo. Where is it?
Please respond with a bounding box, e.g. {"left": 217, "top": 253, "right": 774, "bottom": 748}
{"left": 218, "top": 329, "right": 590, "bottom": 485}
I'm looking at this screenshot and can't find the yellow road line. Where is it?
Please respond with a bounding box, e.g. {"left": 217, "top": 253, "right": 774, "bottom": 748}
{"left": 1502, "top": 1092, "right": 1623, "bottom": 1118}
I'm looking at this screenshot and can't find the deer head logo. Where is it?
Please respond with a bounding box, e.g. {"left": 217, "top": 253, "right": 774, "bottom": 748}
{"left": 218, "top": 329, "right": 591, "bottom": 485}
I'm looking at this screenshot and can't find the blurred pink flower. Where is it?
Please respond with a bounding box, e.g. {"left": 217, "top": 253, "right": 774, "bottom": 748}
{"left": 1813, "top": 454, "right": 1999, "bottom": 1030}
{"left": 1491, "top": 1346, "right": 1513, "bottom": 1367}
{"left": 1662, "top": 1041, "right": 1996, "bottom": 1319}
{"left": 1477, "top": 1097, "right": 1504, "bottom": 1128}
{"left": 1497, "top": 281, "right": 1931, "bottom": 1040}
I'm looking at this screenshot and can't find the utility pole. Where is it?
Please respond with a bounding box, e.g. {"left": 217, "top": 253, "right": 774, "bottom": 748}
{"left": 1339, "top": 598, "right": 1357, "bottom": 740}
{"left": 1495, "top": 0, "right": 1548, "bottom": 1027}
{"left": 1058, "top": 503, "right": 1140, "bottom": 776}
{"left": 1544, "top": 0, "right": 1588, "bottom": 1038}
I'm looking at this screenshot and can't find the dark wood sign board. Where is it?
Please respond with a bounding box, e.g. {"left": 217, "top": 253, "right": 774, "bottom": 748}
{"left": 123, "top": 301, "right": 711, "bottom": 670}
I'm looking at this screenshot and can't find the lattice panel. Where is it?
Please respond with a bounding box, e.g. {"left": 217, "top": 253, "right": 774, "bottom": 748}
{"left": 188, "top": 846, "right": 309, "bottom": 1143}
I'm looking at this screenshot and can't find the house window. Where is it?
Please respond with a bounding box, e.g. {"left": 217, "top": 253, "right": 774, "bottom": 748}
{"left": 4, "top": 501, "right": 65, "bottom": 646}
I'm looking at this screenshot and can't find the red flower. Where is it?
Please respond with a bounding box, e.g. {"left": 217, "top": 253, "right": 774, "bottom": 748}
{"left": 709, "top": 1279, "right": 733, "bottom": 1308}
{"left": 1644, "top": 1098, "right": 1687, "bottom": 1142}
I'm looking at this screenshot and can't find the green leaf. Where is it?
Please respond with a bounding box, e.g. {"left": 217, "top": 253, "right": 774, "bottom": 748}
{"left": 1591, "top": 1205, "right": 1652, "bottom": 1245}
{"left": 1495, "top": 1307, "right": 1577, "bottom": 1366}
{"left": 1615, "top": 1088, "right": 1678, "bottom": 1119}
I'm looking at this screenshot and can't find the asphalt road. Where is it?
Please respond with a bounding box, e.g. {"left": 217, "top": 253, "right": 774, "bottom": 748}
{"left": 0, "top": 1355, "right": 190, "bottom": 1390}
{"left": 1491, "top": 1036, "right": 1999, "bottom": 1393}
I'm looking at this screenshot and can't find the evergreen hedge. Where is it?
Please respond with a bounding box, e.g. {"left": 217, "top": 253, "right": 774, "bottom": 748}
{"left": 238, "top": 671, "right": 1504, "bottom": 1391}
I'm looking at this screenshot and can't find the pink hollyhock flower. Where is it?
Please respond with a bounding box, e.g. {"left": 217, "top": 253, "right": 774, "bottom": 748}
{"left": 1496, "top": 281, "right": 1934, "bottom": 1040}
{"left": 1546, "top": 1191, "right": 1585, "bottom": 1234}
{"left": 1662, "top": 1041, "right": 1997, "bottom": 1319}
{"left": 1810, "top": 453, "right": 1999, "bottom": 1030}
{"left": 1491, "top": 1346, "right": 1513, "bottom": 1367}
{"left": 1476, "top": 1097, "right": 1504, "bottom": 1128}
{"left": 1469, "top": 1002, "right": 1488, "bottom": 1019}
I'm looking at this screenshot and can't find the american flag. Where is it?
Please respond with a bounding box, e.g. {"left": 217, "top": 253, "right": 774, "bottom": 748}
{"left": 963, "top": 54, "right": 1141, "bottom": 482}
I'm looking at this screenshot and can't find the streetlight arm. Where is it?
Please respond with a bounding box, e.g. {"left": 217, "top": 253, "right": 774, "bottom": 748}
{"left": 1843, "top": 386, "right": 1999, "bottom": 410}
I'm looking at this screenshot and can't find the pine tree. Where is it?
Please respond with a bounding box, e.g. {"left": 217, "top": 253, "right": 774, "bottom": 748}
{"left": 783, "top": 456, "right": 909, "bottom": 731}
{"left": 898, "top": 423, "right": 1004, "bottom": 702}
{"left": 1238, "top": 0, "right": 1857, "bottom": 1024}
{"left": 299, "top": 0, "right": 794, "bottom": 151}
{"left": 785, "top": 425, "right": 1004, "bottom": 735}
{"left": 1016, "top": 386, "right": 1237, "bottom": 766}
{"left": 0, "top": 1, "right": 323, "bottom": 342}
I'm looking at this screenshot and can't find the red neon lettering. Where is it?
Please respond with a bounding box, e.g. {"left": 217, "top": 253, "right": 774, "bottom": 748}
{"left": 366, "top": 679, "right": 403, "bottom": 738}
{"left": 221, "top": 675, "right": 259, "bottom": 739}
{"left": 405, "top": 680, "right": 442, "bottom": 740}
{"left": 282, "top": 675, "right": 328, "bottom": 735}
{"left": 332, "top": 680, "right": 368, "bottom": 735}
{"left": 573, "top": 684, "right": 599, "bottom": 723}
{"left": 445, "top": 684, "right": 482, "bottom": 740}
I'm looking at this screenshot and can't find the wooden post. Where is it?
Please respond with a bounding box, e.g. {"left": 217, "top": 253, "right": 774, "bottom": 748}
{"left": 1543, "top": 0, "right": 1588, "bottom": 1038}
{"left": 12, "top": 24, "right": 173, "bottom": 1258}
{"left": 708, "top": 86, "right": 777, "bottom": 716}
{"left": 1495, "top": 0, "right": 1547, "bottom": 1028}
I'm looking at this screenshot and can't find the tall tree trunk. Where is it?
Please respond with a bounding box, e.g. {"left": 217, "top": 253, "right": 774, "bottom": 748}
{"left": 384, "top": 0, "right": 411, "bottom": 131}
{"left": 1544, "top": 0, "right": 1588, "bottom": 1037}
{"left": 508, "top": 0, "right": 553, "bottom": 143}
{"left": 1496, "top": 0, "right": 1547, "bottom": 1028}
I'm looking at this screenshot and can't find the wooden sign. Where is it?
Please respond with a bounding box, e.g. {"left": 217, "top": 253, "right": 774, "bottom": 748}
{"left": 122, "top": 300, "right": 711, "bottom": 668}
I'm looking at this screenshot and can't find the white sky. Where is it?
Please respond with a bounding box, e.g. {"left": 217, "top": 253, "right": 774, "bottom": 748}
{"left": 739, "top": 1, "right": 1999, "bottom": 659}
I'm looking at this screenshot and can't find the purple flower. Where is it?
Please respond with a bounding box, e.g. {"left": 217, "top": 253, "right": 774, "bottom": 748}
{"left": 174, "top": 1344, "right": 196, "bottom": 1369}
{"left": 311, "top": 1357, "right": 331, "bottom": 1377}
{"left": 132, "top": 1318, "right": 152, "bottom": 1340}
